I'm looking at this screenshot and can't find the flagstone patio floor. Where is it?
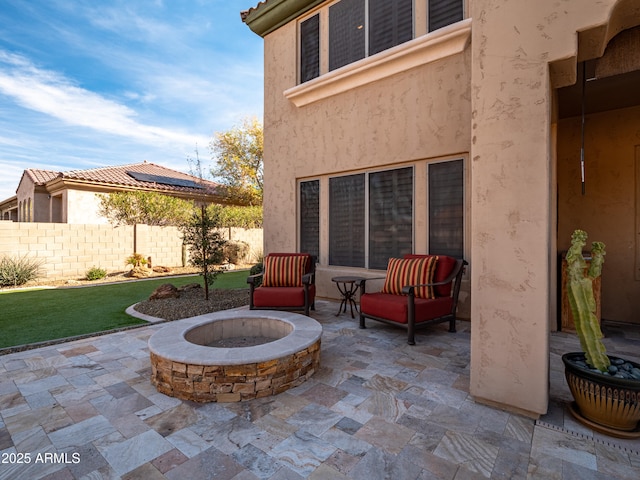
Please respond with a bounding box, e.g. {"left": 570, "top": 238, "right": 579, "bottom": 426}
{"left": 1, "top": 300, "right": 639, "bottom": 479}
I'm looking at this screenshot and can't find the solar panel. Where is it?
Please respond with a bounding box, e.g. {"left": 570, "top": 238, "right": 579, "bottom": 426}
{"left": 126, "top": 171, "right": 205, "bottom": 189}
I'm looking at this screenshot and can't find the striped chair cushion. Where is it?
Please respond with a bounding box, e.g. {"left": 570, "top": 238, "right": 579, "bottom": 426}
{"left": 381, "top": 256, "right": 438, "bottom": 299}
{"left": 262, "top": 255, "right": 307, "bottom": 287}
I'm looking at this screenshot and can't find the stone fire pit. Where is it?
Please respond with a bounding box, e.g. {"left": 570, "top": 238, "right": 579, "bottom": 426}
{"left": 148, "top": 310, "right": 322, "bottom": 402}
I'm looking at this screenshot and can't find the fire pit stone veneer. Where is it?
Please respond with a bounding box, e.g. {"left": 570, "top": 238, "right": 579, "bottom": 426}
{"left": 148, "top": 310, "right": 322, "bottom": 402}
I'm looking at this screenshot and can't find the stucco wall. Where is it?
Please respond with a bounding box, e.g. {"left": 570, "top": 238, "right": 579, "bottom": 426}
{"left": 16, "top": 176, "right": 34, "bottom": 222}
{"left": 469, "top": 0, "right": 623, "bottom": 416}
{"left": 257, "top": 0, "right": 635, "bottom": 417}
{"left": 558, "top": 105, "right": 640, "bottom": 324}
{"left": 0, "top": 222, "right": 262, "bottom": 280}
{"left": 66, "top": 189, "right": 108, "bottom": 224}
{"left": 262, "top": 19, "right": 472, "bottom": 309}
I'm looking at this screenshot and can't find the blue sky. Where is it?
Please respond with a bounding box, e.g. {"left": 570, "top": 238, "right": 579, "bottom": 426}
{"left": 0, "top": 0, "right": 263, "bottom": 201}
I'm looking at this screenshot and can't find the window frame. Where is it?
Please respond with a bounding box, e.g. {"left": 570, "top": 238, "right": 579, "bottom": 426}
{"left": 297, "top": 0, "right": 465, "bottom": 84}
{"left": 299, "top": 179, "right": 321, "bottom": 259}
{"left": 326, "top": 165, "right": 415, "bottom": 269}
{"left": 427, "top": 158, "right": 464, "bottom": 258}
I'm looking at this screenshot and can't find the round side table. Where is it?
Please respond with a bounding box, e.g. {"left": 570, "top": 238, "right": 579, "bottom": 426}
{"left": 331, "top": 276, "right": 364, "bottom": 318}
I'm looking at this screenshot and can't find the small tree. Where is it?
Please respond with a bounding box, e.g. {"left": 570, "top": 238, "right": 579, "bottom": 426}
{"left": 180, "top": 204, "right": 227, "bottom": 300}
{"left": 209, "top": 116, "right": 263, "bottom": 206}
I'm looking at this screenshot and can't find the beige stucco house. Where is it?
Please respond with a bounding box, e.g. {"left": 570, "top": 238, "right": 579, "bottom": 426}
{"left": 241, "top": 0, "right": 640, "bottom": 417}
{"left": 1, "top": 162, "right": 226, "bottom": 224}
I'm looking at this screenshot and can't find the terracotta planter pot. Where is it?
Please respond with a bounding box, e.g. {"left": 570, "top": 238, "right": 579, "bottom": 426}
{"left": 562, "top": 352, "right": 640, "bottom": 436}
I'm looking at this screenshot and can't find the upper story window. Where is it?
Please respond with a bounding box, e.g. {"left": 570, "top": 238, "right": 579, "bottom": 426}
{"left": 429, "top": 0, "right": 464, "bottom": 32}
{"left": 299, "top": 0, "right": 464, "bottom": 84}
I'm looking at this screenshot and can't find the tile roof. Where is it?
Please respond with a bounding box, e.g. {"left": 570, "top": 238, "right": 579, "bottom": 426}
{"left": 58, "top": 162, "right": 220, "bottom": 195}
{"left": 20, "top": 162, "right": 222, "bottom": 199}
{"left": 240, "top": 1, "right": 268, "bottom": 22}
{"left": 25, "top": 169, "right": 60, "bottom": 185}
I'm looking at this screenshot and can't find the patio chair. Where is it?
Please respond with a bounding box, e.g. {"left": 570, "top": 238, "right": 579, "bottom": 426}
{"left": 358, "top": 254, "right": 467, "bottom": 345}
{"left": 247, "top": 253, "right": 316, "bottom": 316}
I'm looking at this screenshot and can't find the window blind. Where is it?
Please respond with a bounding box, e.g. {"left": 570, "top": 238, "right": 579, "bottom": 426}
{"left": 329, "top": 174, "right": 365, "bottom": 267}
{"left": 300, "top": 180, "right": 320, "bottom": 258}
{"left": 369, "top": 0, "right": 413, "bottom": 56}
{"left": 369, "top": 167, "right": 413, "bottom": 269}
{"left": 300, "top": 14, "right": 320, "bottom": 83}
{"left": 429, "top": 160, "right": 464, "bottom": 258}
{"left": 329, "top": 0, "right": 366, "bottom": 71}
{"left": 428, "top": 0, "right": 463, "bottom": 32}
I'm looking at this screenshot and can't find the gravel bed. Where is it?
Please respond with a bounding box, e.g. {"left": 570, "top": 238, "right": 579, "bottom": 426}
{"left": 134, "top": 287, "right": 250, "bottom": 320}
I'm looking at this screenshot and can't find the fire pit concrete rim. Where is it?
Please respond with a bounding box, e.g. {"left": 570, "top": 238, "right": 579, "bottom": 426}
{"left": 148, "top": 309, "right": 322, "bottom": 366}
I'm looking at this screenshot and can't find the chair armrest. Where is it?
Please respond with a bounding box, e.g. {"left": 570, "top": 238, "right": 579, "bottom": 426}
{"left": 247, "top": 272, "right": 264, "bottom": 286}
{"left": 356, "top": 277, "right": 385, "bottom": 287}
{"left": 302, "top": 272, "right": 315, "bottom": 285}
{"left": 401, "top": 259, "right": 467, "bottom": 295}
{"left": 357, "top": 277, "right": 386, "bottom": 295}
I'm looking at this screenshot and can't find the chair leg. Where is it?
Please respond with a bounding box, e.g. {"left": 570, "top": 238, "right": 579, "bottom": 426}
{"left": 359, "top": 314, "right": 366, "bottom": 329}
{"left": 407, "top": 323, "right": 416, "bottom": 345}
{"left": 448, "top": 316, "right": 456, "bottom": 333}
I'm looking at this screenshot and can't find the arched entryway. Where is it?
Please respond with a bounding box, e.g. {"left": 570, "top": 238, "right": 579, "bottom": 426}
{"left": 554, "top": 3, "right": 640, "bottom": 327}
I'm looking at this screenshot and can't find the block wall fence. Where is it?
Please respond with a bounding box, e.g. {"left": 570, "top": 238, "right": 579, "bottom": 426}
{"left": 0, "top": 221, "right": 263, "bottom": 280}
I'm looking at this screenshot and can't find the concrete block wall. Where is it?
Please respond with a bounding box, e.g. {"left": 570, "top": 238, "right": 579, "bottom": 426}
{"left": 135, "top": 224, "right": 184, "bottom": 268}
{"left": 0, "top": 221, "right": 263, "bottom": 280}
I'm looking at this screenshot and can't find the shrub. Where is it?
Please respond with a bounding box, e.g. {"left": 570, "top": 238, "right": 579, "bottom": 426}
{"left": 0, "top": 255, "right": 44, "bottom": 287}
{"left": 86, "top": 266, "right": 107, "bottom": 281}
{"left": 224, "top": 241, "right": 250, "bottom": 264}
{"left": 208, "top": 204, "right": 263, "bottom": 229}
{"left": 125, "top": 253, "right": 147, "bottom": 268}
{"left": 249, "top": 261, "right": 264, "bottom": 287}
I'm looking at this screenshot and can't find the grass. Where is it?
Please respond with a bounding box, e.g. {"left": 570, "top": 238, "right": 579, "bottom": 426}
{"left": 0, "top": 270, "right": 249, "bottom": 349}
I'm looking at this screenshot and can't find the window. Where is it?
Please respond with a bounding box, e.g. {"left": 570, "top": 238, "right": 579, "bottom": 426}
{"left": 328, "top": 167, "right": 413, "bottom": 269}
{"left": 299, "top": 0, "right": 465, "bottom": 83}
{"left": 429, "top": 159, "right": 464, "bottom": 257}
{"left": 429, "top": 0, "right": 463, "bottom": 32}
{"left": 369, "top": 0, "right": 413, "bottom": 56}
{"left": 369, "top": 167, "right": 413, "bottom": 269}
{"left": 300, "top": 15, "right": 320, "bottom": 83}
{"left": 329, "top": 174, "right": 365, "bottom": 267}
{"left": 300, "top": 180, "right": 320, "bottom": 258}
{"left": 329, "top": 0, "right": 366, "bottom": 71}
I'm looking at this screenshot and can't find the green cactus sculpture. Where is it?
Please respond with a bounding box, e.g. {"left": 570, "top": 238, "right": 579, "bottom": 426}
{"left": 565, "top": 229, "right": 609, "bottom": 372}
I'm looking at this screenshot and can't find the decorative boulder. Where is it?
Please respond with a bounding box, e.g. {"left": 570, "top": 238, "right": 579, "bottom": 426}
{"left": 149, "top": 283, "right": 180, "bottom": 301}
{"left": 153, "top": 266, "right": 172, "bottom": 273}
{"left": 178, "top": 283, "right": 201, "bottom": 292}
{"left": 127, "top": 266, "right": 151, "bottom": 278}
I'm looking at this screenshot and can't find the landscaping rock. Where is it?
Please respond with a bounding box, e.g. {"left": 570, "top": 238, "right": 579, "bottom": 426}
{"left": 127, "top": 267, "right": 151, "bottom": 278}
{"left": 152, "top": 266, "right": 172, "bottom": 273}
{"left": 178, "top": 283, "right": 201, "bottom": 292}
{"left": 149, "top": 283, "right": 180, "bottom": 301}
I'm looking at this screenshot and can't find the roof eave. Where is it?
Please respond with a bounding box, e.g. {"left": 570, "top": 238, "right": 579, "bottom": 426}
{"left": 45, "top": 178, "right": 225, "bottom": 203}
{"left": 241, "top": 0, "right": 325, "bottom": 37}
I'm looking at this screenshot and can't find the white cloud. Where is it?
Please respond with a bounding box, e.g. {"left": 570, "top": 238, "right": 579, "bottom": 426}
{"left": 0, "top": 51, "right": 207, "bottom": 147}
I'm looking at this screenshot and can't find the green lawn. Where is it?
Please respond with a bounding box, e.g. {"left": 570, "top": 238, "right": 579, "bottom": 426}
{"left": 0, "top": 270, "right": 249, "bottom": 349}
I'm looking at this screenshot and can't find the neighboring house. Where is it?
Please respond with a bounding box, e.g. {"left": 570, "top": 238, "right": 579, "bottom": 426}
{"left": 2, "top": 161, "right": 227, "bottom": 224}
{"left": 0, "top": 196, "right": 17, "bottom": 221}
{"left": 241, "top": 0, "right": 640, "bottom": 417}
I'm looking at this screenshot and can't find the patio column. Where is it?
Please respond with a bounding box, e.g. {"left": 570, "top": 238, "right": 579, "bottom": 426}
{"left": 469, "top": 1, "right": 557, "bottom": 417}
{"left": 469, "top": 0, "right": 624, "bottom": 417}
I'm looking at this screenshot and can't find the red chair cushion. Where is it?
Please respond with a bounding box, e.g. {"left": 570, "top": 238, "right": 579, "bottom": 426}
{"left": 253, "top": 285, "right": 316, "bottom": 308}
{"left": 382, "top": 257, "right": 438, "bottom": 299}
{"left": 262, "top": 254, "right": 307, "bottom": 287}
{"left": 404, "top": 254, "right": 456, "bottom": 297}
{"left": 360, "top": 292, "right": 453, "bottom": 324}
